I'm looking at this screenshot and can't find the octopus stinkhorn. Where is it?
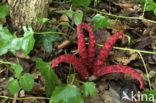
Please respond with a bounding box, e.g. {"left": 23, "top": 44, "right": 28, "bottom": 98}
{"left": 51, "top": 23, "right": 143, "bottom": 89}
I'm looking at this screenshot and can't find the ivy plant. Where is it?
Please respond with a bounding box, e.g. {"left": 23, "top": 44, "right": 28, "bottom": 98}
{"left": 91, "top": 14, "right": 110, "bottom": 31}
{"left": 7, "top": 64, "right": 34, "bottom": 94}
{"left": 0, "top": 3, "right": 9, "bottom": 19}
{"left": 0, "top": 25, "right": 35, "bottom": 56}
{"left": 36, "top": 58, "right": 60, "bottom": 97}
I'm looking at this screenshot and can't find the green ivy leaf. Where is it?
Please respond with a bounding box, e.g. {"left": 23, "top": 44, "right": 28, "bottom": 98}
{"left": 7, "top": 79, "right": 20, "bottom": 95}
{"left": 10, "top": 64, "right": 23, "bottom": 78}
{"left": 0, "top": 24, "right": 35, "bottom": 56}
{"left": 36, "top": 58, "right": 59, "bottom": 97}
{"left": 55, "top": 9, "right": 83, "bottom": 25}
{"left": 82, "top": 82, "right": 97, "bottom": 97}
{"left": 37, "top": 28, "right": 62, "bottom": 53}
{"left": 72, "top": 0, "right": 91, "bottom": 8}
{"left": 0, "top": 25, "right": 15, "bottom": 55}
{"left": 91, "top": 14, "right": 110, "bottom": 31}
{"left": 74, "top": 11, "right": 83, "bottom": 26}
{"left": 0, "top": 4, "right": 9, "bottom": 19}
{"left": 50, "top": 84, "right": 84, "bottom": 103}
{"left": 19, "top": 73, "right": 34, "bottom": 91}
{"left": 22, "top": 26, "right": 35, "bottom": 56}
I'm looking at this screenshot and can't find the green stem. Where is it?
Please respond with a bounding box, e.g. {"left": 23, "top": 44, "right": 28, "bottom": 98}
{"left": 71, "top": 67, "right": 76, "bottom": 85}
{"left": 35, "top": 31, "right": 68, "bottom": 36}
{"left": 95, "top": 43, "right": 156, "bottom": 54}
{"left": 142, "top": 0, "right": 148, "bottom": 17}
{"left": 75, "top": 79, "right": 85, "bottom": 84}
{"left": 0, "top": 60, "right": 14, "bottom": 65}
{"left": 0, "top": 96, "right": 50, "bottom": 100}
{"left": 138, "top": 52, "right": 152, "bottom": 90}
{"left": 89, "top": 8, "right": 156, "bottom": 24}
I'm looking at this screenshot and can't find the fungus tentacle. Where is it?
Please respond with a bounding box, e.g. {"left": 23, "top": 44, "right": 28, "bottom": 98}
{"left": 51, "top": 54, "right": 90, "bottom": 77}
{"left": 77, "top": 23, "right": 96, "bottom": 70}
{"left": 94, "top": 32, "right": 125, "bottom": 71}
{"left": 93, "top": 65, "right": 143, "bottom": 89}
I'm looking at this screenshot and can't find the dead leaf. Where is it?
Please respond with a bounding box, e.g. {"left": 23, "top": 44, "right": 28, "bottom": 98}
{"left": 111, "top": 50, "right": 138, "bottom": 65}
{"left": 60, "top": 14, "right": 69, "bottom": 22}
{"left": 16, "top": 50, "right": 30, "bottom": 59}
{"left": 57, "top": 40, "right": 71, "bottom": 49}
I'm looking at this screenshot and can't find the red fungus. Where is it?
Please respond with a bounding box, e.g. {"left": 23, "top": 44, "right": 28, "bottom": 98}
{"left": 51, "top": 23, "right": 144, "bottom": 89}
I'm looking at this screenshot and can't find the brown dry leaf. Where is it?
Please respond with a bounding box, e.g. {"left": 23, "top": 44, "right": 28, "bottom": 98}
{"left": 151, "top": 78, "right": 156, "bottom": 90}
{"left": 19, "top": 90, "right": 25, "bottom": 97}
{"left": 16, "top": 50, "right": 30, "bottom": 59}
{"left": 108, "top": 20, "right": 130, "bottom": 33}
{"left": 0, "top": 18, "right": 6, "bottom": 24}
{"left": 32, "top": 69, "right": 42, "bottom": 79}
{"left": 85, "top": 95, "right": 104, "bottom": 103}
{"left": 60, "top": 14, "right": 69, "bottom": 22}
{"left": 85, "top": 17, "right": 91, "bottom": 22}
{"left": 149, "top": 69, "right": 156, "bottom": 79}
{"left": 102, "top": 91, "right": 112, "bottom": 103}
{"left": 111, "top": 50, "right": 138, "bottom": 65}
{"left": 57, "top": 40, "right": 71, "bottom": 49}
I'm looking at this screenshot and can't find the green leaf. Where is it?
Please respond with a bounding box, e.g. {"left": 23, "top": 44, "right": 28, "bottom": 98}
{"left": 0, "top": 24, "right": 35, "bottom": 56}
{"left": 37, "top": 13, "right": 51, "bottom": 23}
{"left": 144, "top": 0, "right": 156, "bottom": 16}
{"left": 19, "top": 73, "right": 34, "bottom": 91}
{"left": 55, "top": 9, "right": 83, "bottom": 25}
{"left": 91, "top": 14, "right": 110, "bottom": 31}
{"left": 7, "top": 79, "right": 20, "bottom": 95}
{"left": 74, "top": 11, "right": 83, "bottom": 26}
{"left": 72, "top": 0, "right": 91, "bottom": 8}
{"left": 36, "top": 58, "right": 59, "bottom": 97}
{"left": 56, "top": 9, "right": 74, "bottom": 19}
{"left": 22, "top": 26, "right": 35, "bottom": 56}
{"left": 0, "top": 25, "right": 15, "bottom": 55}
{"left": 37, "top": 28, "right": 62, "bottom": 53}
{"left": 82, "top": 82, "right": 97, "bottom": 97}
{"left": 135, "top": 0, "right": 145, "bottom": 3}
{"left": 10, "top": 64, "right": 23, "bottom": 78}
{"left": 50, "top": 84, "right": 84, "bottom": 103}
{"left": 0, "top": 4, "right": 10, "bottom": 19}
